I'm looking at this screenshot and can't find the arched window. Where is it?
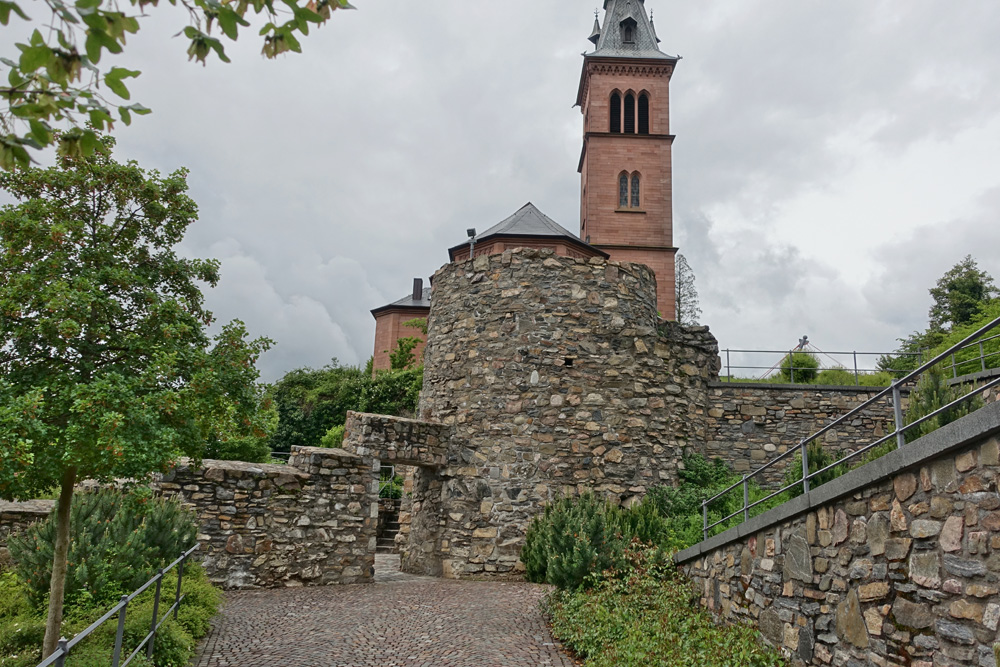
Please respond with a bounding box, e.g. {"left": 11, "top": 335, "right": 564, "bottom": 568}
{"left": 623, "top": 25, "right": 633, "bottom": 44}
{"left": 631, "top": 173, "right": 640, "bottom": 208}
{"left": 638, "top": 94, "right": 649, "bottom": 134}
{"left": 619, "top": 172, "right": 629, "bottom": 208}
{"left": 609, "top": 93, "right": 621, "bottom": 134}
{"left": 624, "top": 93, "right": 635, "bottom": 134}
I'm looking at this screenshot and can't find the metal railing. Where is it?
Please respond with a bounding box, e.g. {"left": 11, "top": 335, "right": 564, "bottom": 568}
{"left": 36, "top": 544, "right": 200, "bottom": 667}
{"left": 944, "top": 332, "right": 1000, "bottom": 378}
{"left": 701, "top": 315, "right": 1000, "bottom": 541}
{"left": 719, "top": 348, "right": 921, "bottom": 385}
{"left": 378, "top": 465, "right": 396, "bottom": 497}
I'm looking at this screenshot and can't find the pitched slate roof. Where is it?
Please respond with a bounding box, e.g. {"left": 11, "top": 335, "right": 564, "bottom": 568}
{"left": 590, "top": 0, "right": 676, "bottom": 60}
{"left": 447, "top": 203, "right": 607, "bottom": 261}
{"left": 371, "top": 287, "right": 431, "bottom": 316}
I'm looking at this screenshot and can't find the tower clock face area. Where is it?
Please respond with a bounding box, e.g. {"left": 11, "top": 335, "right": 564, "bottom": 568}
{"left": 578, "top": 0, "right": 679, "bottom": 320}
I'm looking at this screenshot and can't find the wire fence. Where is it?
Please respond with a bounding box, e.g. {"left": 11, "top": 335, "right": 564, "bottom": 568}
{"left": 703, "top": 315, "right": 1000, "bottom": 541}
{"left": 35, "top": 544, "right": 200, "bottom": 667}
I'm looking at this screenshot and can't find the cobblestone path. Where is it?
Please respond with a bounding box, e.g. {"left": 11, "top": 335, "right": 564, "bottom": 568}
{"left": 192, "top": 555, "right": 576, "bottom": 667}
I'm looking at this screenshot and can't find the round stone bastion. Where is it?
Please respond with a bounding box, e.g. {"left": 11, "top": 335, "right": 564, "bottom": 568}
{"left": 412, "top": 248, "right": 718, "bottom": 577}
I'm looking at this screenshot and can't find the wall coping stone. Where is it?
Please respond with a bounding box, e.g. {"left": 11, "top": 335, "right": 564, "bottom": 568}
{"left": 708, "top": 381, "right": 909, "bottom": 393}
{"left": 675, "top": 399, "right": 1000, "bottom": 564}
{"left": 0, "top": 499, "right": 55, "bottom": 516}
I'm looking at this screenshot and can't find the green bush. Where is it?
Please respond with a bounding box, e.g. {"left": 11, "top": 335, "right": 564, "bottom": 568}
{"left": 320, "top": 424, "right": 346, "bottom": 448}
{"left": 546, "top": 544, "right": 786, "bottom": 667}
{"left": 903, "top": 363, "right": 982, "bottom": 443}
{"left": 378, "top": 474, "right": 404, "bottom": 500}
{"left": 779, "top": 352, "right": 819, "bottom": 383}
{"left": 646, "top": 452, "right": 776, "bottom": 549}
{"left": 523, "top": 494, "right": 625, "bottom": 591}
{"left": 8, "top": 489, "right": 197, "bottom": 608}
{"left": 0, "top": 563, "right": 219, "bottom": 667}
{"left": 782, "top": 441, "right": 846, "bottom": 499}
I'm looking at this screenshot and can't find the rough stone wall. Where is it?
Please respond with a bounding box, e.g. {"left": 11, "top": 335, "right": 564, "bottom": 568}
{"left": 677, "top": 403, "right": 1000, "bottom": 667}
{"left": 157, "top": 446, "right": 377, "bottom": 589}
{"left": 342, "top": 411, "right": 454, "bottom": 575}
{"left": 704, "top": 383, "right": 902, "bottom": 487}
{"left": 400, "top": 248, "right": 718, "bottom": 577}
{"left": 0, "top": 500, "right": 53, "bottom": 564}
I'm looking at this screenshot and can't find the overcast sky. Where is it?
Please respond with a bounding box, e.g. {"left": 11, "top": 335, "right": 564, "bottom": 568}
{"left": 8, "top": 1, "right": 1000, "bottom": 381}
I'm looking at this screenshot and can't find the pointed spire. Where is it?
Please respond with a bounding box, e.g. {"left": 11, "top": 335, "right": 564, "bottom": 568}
{"left": 649, "top": 9, "right": 660, "bottom": 43}
{"left": 589, "top": 0, "right": 675, "bottom": 59}
{"left": 588, "top": 11, "right": 602, "bottom": 46}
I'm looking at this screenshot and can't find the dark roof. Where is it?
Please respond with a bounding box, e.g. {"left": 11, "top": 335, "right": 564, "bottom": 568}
{"left": 447, "top": 202, "right": 608, "bottom": 260}
{"left": 370, "top": 287, "right": 431, "bottom": 317}
{"left": 589, "top": 0, "right": 676, "bottom": 60}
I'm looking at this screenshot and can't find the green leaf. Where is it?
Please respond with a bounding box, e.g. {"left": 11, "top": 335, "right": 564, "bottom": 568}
{"left": 118, "top": 106, "right": 131, "bottom": 125}
{"left": 127, "top": 103, "right": 152, "bottom": 115}
{"left": 27, "top": 119, "right": 51, "bottom": 145}
{"left": 74, "top": 0, "right": 101, "bottom": 9}
{"left": 18, "top": 44, "right": 51, "bottom": 73}
{"left": 0, "top": 1, "right": 30, "bottom": 25}
{"left": 78, "top": 128, "right": 100, "bottom": 155}
{"left": 104, "top": 67, "right": 139, "bottom": 100}
{"left": 85, "top": 32, "right": 102, "bottom": 63}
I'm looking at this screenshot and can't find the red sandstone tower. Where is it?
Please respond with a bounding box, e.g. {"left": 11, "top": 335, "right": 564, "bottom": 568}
{"left": 577, "top": 0, "right": 679, "bottom": 319}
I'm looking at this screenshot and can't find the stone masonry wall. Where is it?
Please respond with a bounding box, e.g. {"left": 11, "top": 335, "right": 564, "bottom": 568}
{"left": 0, "top": 500, "right": 53, "bottom": 565}
{"left": 342, "top": 411, "right": 454, "bottom": 576}
{"left": 677, "top": 401, "right": 1000, "bottom": 667}
{"left": 404, "top": 248, "right": 718, "bottom": 577}
{"left": 705, "top": 383, "right": 904, "bottom": 487}
{"left": 157, "top": 446, "right": 378, "bottom": 589}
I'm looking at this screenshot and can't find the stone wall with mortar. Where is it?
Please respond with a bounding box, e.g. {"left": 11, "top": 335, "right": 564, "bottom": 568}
{"left": 389, "top": 248, "right": 720, "bottom": 577}
{"left": 677, "top": 401, "right": 1000, "bottom": 667}
{"left": 157, "top": 446, "right": 378, "bottom": 589}
{"left": 704, "top": 383, "right": 905, "bottom": 487}
{"left": 342, "top": 411, "right": 453, "bottom": 575}
{"left": 0, "top": 500, "right": 53, "bottom": 565}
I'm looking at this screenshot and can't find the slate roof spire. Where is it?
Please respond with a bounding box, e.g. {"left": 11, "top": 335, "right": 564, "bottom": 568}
{"left": 589, "top": 0, "right": 675, "bottom": 60}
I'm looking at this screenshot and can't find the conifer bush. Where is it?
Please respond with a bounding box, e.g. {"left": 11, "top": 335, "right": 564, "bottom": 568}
{"left": 8, "top": 489, "right": 197, "bottom": 607}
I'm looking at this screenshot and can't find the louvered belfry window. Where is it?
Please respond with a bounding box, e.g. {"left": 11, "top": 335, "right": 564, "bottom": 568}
{"left": 624, "top": 94, "right": 635, "bottom": 134}
{"left": 610, "top": 93, "right": 621, "bottom": 133}
{"left": 631, "top": 173, "right": 640, "bottom": 208}
{"left": 619, "top": 173, "right": 629, "bottom": 208}
{"left": 638, "top": 94, "right": 649, "bottom": 134}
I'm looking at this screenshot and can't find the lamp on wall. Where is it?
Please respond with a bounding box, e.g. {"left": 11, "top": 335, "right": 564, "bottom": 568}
{"left": 467, "top": 228, "right": 476, "bottom": 259}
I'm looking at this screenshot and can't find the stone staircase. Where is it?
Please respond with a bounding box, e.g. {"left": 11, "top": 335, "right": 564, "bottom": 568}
{"left": 377, "top": 498, "right": 402, "bottom": 554}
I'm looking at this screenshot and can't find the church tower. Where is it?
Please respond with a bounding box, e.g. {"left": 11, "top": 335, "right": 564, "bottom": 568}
{"left": 577, "top": 0, "right": 679, "bottom": 319}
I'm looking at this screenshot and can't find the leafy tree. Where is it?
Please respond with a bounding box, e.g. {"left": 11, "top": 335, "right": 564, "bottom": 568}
{"left": 268, "top": 361, "right": 423, "bottom": 453}
{"left": 928, "top": 255, "right": 998, "bottom": 331}
{"left": 0, "top": 142, "right": 270, "bottom": 657}
{"left": 388, "top": 336, "right": 421, "bottom": 371}
{"left": 674, "top": 253, "right": 701, "bottom": 326}
{"left": 0, "top": 0, "right": 355, "bottom": 169}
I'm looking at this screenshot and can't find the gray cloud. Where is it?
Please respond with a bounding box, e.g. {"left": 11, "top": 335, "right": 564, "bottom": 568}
{"left": 7, "top": 1, "right": 998, "bottom": 381}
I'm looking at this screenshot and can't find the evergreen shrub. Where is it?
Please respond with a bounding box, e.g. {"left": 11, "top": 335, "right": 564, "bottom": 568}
{"left": 8, "top": 489, "right": 197, "bottom": 607}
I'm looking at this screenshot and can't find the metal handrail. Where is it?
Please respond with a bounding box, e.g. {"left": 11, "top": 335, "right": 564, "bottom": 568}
{"left": 720, "top": 348, "right": 921, "bottom": 385}
{"left": 702, "top": 315, "right": 1000, "bottom": 540}
{"left": 35, "top": 544, "right": 200, "bottom": 667}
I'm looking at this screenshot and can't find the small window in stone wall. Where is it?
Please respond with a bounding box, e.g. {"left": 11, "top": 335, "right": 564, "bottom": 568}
{"left": 619, "top": 172, "right": 629, "bottom": 208}
{"left": 624, "top": 93, "right": 635, "bottom": 134}
{"left": 638, "top": 93, "right": 649, "bottom": 134}
{"left": 631, "top": 173, "right": 640, "bottom": 208}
